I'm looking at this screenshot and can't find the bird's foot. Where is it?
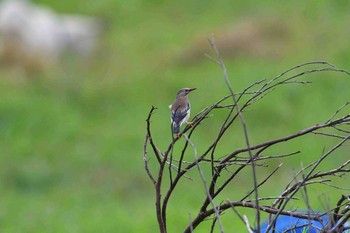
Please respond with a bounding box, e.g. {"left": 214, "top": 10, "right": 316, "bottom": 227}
{"left": 186, "top": 121, "right": 194, "bottom": 128}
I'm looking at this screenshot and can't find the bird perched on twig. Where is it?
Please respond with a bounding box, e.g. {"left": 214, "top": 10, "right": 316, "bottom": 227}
{"left": 169, "top": 88, "right": 196, "bottom": 137}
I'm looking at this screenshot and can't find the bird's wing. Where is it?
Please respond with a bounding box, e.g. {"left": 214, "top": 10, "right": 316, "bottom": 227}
{"left": 171, "top": 103, "right": 190, "bottom": 125}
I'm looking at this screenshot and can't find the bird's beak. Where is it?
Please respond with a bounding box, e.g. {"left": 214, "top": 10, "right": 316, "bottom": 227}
{"left": 189, "top": 88, "right": 196, "bottom": 92}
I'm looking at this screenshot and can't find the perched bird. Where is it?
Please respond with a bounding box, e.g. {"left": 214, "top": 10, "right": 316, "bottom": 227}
{"left": 169, "top": 88, "right": 196, "bottom": 136}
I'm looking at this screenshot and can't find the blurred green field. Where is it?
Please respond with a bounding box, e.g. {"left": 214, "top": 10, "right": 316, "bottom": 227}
{"left": 0, "top": 0, "right": 350, "bottom": 232}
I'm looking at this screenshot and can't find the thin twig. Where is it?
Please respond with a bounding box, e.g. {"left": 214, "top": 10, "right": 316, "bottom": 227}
{"left": 143, "top": 133, "right": 156, "bottom": 184}
{"left": 265, "top": 135, "right": 350, "bottom": 232}
{"left": 208, "top": 35, "right": 261, "bottom": 231}
{"left": 184, "top": 133, "right": 225, "bottom": 233}
{"left": 241, "top": 163, "right": 283, "bottom": 201}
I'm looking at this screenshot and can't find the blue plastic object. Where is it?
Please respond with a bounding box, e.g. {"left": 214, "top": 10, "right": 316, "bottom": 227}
{"left": 259, "top": 215, "right": 330, "bottom": 233}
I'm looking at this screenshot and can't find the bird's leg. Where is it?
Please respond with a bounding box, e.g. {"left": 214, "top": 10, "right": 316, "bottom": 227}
{"left": 185, "top": 121, "right": 194, "bottom": 127}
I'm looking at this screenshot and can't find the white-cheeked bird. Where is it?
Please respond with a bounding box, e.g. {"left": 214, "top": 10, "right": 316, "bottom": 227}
{"left": 169, "top": 88, "right": 196, "bottom": 136}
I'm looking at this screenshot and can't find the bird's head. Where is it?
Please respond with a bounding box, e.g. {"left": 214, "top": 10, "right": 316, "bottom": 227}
{"left": 177, "top": 87, "right": 196, "bottom": 97}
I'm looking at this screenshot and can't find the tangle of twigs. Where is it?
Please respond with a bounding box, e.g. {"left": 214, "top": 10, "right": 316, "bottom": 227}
{"left": 143, "top": 39, "right": 350, "bottom": 233}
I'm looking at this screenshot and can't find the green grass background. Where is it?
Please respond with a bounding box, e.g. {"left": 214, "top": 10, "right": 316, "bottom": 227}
{"left": 0, "top": 0, "right": 350, "bottom": 232}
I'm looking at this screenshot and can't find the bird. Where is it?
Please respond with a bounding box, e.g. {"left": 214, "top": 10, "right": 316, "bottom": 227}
{"left": 169, "top": 87, "right": 196, "bottom": 137}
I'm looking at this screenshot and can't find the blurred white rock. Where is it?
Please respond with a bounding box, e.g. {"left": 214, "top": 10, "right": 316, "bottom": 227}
{"left": 0, "top": 0, "right": 102, "bottom": 70}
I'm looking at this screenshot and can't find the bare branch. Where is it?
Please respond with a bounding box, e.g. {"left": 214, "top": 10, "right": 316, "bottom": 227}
{"left": 144, "top": 52, "right": 350, "bottom": 233}
{"left": 265, "top": 135, "right": 350, "bottom": 232}
{"left": 143, "top": 133, "right": 156, "bottom": 184}
{"left": 184, "top": 201, "right": 325, "bottom": 233}
{"left": 326, "top": 101, "right": 350, "bottom": 123}
{"left": 241, "top": 163, "right": 283, "bottom": 201}
{"left": 145, "top": 106, "right": 162, "bottom": 164}
{"left": 208, "top": 34, "right": 261, "bottom": 231}
{"left": 184, "top": 134, "right": 225, "bottom": 233}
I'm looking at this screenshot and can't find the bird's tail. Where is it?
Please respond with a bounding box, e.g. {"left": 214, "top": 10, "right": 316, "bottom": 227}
{"left": 172, "top": 122, "right": 180, "bottom": 134}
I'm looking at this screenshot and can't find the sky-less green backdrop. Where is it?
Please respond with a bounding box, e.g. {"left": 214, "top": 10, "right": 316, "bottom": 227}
{"left": 0, "top": 0, "right": 350, "bottom": 232}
